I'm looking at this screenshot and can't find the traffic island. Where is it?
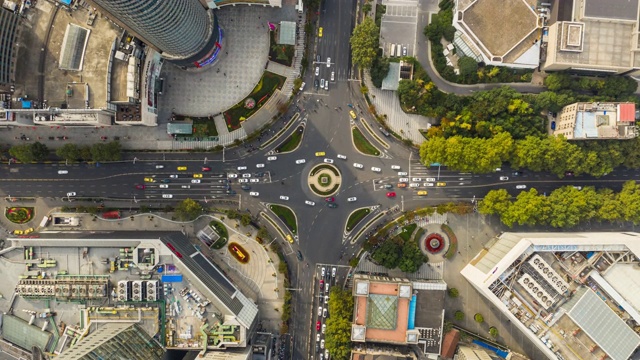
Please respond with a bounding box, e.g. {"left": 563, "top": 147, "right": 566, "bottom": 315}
{"left": 5, "top": 207, "right": 34, "bottom": 224}
{"left": 274, "top": 125, "right": 305, "bottom": 153}
{"left": 345, "top": 207, "right": 371, "bottom": 232}
{"left": 351, "top": 126, "right": 381, "bottom": 156}
{"left": 308, "top": 163, "right": 342, "bottom": 197}
{"left": 268, "top": 204, "right": 298, "bottom": 235}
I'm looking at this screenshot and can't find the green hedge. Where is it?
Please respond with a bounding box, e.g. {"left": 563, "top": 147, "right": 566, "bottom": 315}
{"left": 442, "top": 224, "right": 458, "bottom": 259}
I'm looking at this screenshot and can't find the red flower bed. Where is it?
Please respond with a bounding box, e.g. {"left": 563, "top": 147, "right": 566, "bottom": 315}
{"left": 425, "top": 233, "right": 445, "bottom": 254}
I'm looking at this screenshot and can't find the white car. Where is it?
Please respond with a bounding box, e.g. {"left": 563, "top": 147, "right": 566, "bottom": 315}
{"left": 316, "top": 333, "right": 321, "bottom": 342}
{"left": 191, "top": 179, "right": 201, "bottom": 183}
{"left": 321, "top": 339, "right": 325, "bottom": 349}
{"left": 315, "top": 67, "right": 319, "bottom": 76}
{"left": 516, "top": 185, "right": 527, "bottom": 189}
{"left": 242, "top": 173, "right": 252, "bottom": 178}
{"left": 331, "top": 267, "right": 336, "bottom": 277}
{"left": 160, "top": 184, "right": 169, "bottom": 188}
{"left": 353, "top": 163, "right": 364, "bottom": 169}
{"left": 371, "top": 167, "right": 381, "bottom": 173}
{"left": 299, "top": 82, "right": 305, "bottom": 91}
{"left": 324, "top": 81, "right": 328, "bottom": 91}
{"left": 391, "top": 165, "right": 401, "bottom": 170}
{"left": 326, "top": 57, "right": 331, "bottom": 67}
{"left": 250, "top": 178, "right": 260, "bottom": 183}
{"left": 409, "top": 183, "right": 420, "bottom": 188}
{"left": 399, "top": 178, "right": 409, "bottom": 183}
{"left": 238, "top": 179, "right": 249, "bottom": 183}
{"left": 66, "top": 192, "right": 76, "bottom": 197}
{"left": 256, "top": 163, "right": 265, "bottom": 168}
{"left": 249, "top": 192, "right": 260, "bottom": 197}
{"left": 279, "top": 195, "right": 289, "bottom": 201}
{"left": 426, "top": 177, "right": 436, "bottom": 182}
{"left": 237, "top": 166, "right": 247, "bottom": 171}
{"left": 573, "top": 186, "right": 583, "bottom": 190}
{"left": 337, "top": 154, "right": 347, "bottom": 160}
{"left": 424, "top": 183, "right": 435, "bottom": 187}
{"left": 155, "top": 165, "right": 164, "bottom": 169}
{"left": 320, "top": 79, "right": 325, "bottom": 88}
{"left": 317, "top": 307, "right": 322, "bottom": 317}
{"left": 495, "top": 167, "right": 502, "bottom": 172}
{"left": 322, "top": 308, "right": 327, "bottom": 318}
{"left": 331, "top": 71, "right": 335, "bottom": 81}
{"left": 267, "top": 156, "right": 277, "bottom": 161}
{"left": 170, "top": 174, "right": 179, "bottom": 178}
{"left": 305, "top": 200, "right": 316, "bottom": 206}
{"left": 325, "top": 350, "right": 329, "bottom": 358}
{"left": 412, "top": 177, "right": 422, "bottom": 182}
{"left": 162, "top": 194, "right": 173, "bottom": 198}
{"left": 58, "top": 170, "right": 68, "bottom": 174}
{"left": 322, "top": 324, "right": 326, "bottom": 334}
{"left": 500, "top": 176, "right": 509, "bottom": 181}
{"left": 398, "top": 172, "right": 408, "bottom": 176}
{"left": 347, "top": 197, "right": 357, "bottom": 202}
{"left": 323, "top": 158, "right": 334, "bottom": 164}
{"left": 321, "top": 267, "right": 326, "bottom": 277}
{"left": 181, "top": 185, "right": 190, "bottom": 189}
{"left": 296, "top": 159, "right": 306, "bottom": 164}
{"left": 228, "top": 173, "right": 238, "bottom": 178}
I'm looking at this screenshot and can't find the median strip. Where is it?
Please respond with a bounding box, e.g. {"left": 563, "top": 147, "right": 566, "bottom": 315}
{"left": 260, "top": 112, "right": 300, "bottom": 149}
{"left": 360, "top": 118, "right": 390, "bottom": 149}
{"left": 351, "top": 126, "right": 381, "bottom": 157}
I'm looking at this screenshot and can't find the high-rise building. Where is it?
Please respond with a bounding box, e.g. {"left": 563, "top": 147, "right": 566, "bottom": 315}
{"left": 86, "top": 0, "right": 223, "bottom": 68}
{"left": 0, "top": 7, "right": 20, "bottom": 93}
{"left": 56, "top": 323, "right": 165, "bottom": 360}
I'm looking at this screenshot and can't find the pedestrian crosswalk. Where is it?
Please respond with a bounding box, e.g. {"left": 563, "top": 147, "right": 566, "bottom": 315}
{"left": 171, "top": 128, "right": 247, "bottom": 150}
{"left": 408, "top": 157, "right": 435, "bottom": 178}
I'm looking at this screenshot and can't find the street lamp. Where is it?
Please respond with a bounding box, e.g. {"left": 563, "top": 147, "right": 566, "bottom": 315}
{"left": 222, "top": 145, "right": 226, "bottom": 163}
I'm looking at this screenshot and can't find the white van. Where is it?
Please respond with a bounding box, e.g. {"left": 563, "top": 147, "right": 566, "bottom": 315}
{"left": 390, "top": 44, "right": 396, "bottom": 57}
{"left": 58, "top": 170, "right": 68, "bottom": 175}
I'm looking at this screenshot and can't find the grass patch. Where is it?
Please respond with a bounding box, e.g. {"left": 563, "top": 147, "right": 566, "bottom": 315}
{"left": 275, "top": 125, "right": 304, "bottom": 153}
{"left": 399, "top": 223, "right": 417, "bottom": 242}
{"left": 310, "top": 164, "right": 339, "bottom": 176}
{"left": 413, "top": 227, "right": 425, "bottom": 242}
{"left": 209, "top": 220, "right": 229, "bottom": 249}
{"left": 310, "top": 183, "right": 339, "bottom": 196}
{"left": 269, "top": 205, "right": 297, "bottom": 234}
{"left": 442, "top": 224, "right": 458, "bottom": 259}
{"left": 224, "top": 71, "right": 286, "bottom": 131}
{"left": 346, "top": 208, "right": 371, "bottom": 232}
{"left": 352, "top": 127, "right": 380, "bottom": 156}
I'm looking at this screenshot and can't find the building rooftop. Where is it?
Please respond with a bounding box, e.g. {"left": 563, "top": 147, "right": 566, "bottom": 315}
{"left": 583, "top": 0, "right": 638, "bottom": 20}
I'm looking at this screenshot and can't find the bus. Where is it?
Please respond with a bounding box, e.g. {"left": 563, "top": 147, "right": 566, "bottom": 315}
{"left": 390, "top": 44, "right": 396, "bottom": 57}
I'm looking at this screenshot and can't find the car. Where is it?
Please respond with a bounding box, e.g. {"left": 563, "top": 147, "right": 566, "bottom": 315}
{"left": 24, "top": 228, "right": 33, "bottom": 235}
{"left": 318, "top": 307, "right": 322, "bottom": 316}
{"left": 296, "top": 159, "right": 306, "bottom": 164}
{"left": 155, "top": 165, "right": 164, "bottom": 169}
{"left": 323, "top": 158, "right": 334, "bottom": 164}
{"left": 324, "top": 295, "right": 329, "bottom": 303}
{"left": 279, "top": 195, "right": 289, "bottom": 201}
{"left": 237, "top": 166, "right": 247, "bottom": 171}
{"left": 250, "top": 178, "right": 260, "bottom": 183}
{"left": 391, "top": 165, "right": 401, "bottom": 170}
{"left": 286, "top": 234, "right": 294, "bottom": 244}
{"left": 512, "top": 171, "right": 522, "bottom": 176}
{"left": 347, "top": 197, "right": 357, "bottom": 202}
{"left": 177, "top": 166, "right": 187, "bottom": 171}
{"left": 417, "top": 190, "right": 428, "bottom": 196}
{"left": 371, "top": 167, "right": 381, "bottom": 173}
{"left": 316, "top": 321, "right": 322, "bottom": 331}
{"left": 321, "top": 267, "right": 326, "bottom": 277}
{"left": 326, "top": 57, "right": 331, "bottom": 67}
{"left": 324, "top": 81, "right": 328, "bottom": 91}
{"left": 322, "top": 324, "right": 326, "bottom": 334}
{"left": 296, "top": 250, "right": 304, "bottom": 261}
{"left": 325, "top": 197, "right": 335, "bottom": 202}
{"left": 573, "top": 186, "right": 583, "bottom": 190}
{"left": 398, "top": 171, "right": 408, "bottom": 176}
{"left": 161, "top": 179, "right": 171, "bottom": 183}
{"left": 516, "top": 185, "right": 527, "bottom": 189}
{"left": 315, "top": 67, "right": 320, "bottom": 76}
{"left": 238, "top": 179, "right": 249, "bottom": 183}
{"left": 384, "top": 184, "right": 393, "bottom": 189}
{"left": 551, "top": 121, "right": 556, "bottom": 130}
{"left": 318, "top": 27, "right": 323, "bottom": 37}
{"left": 325, "top": 350, "right": 329, "bottom": 359}
{"left": 256, "top": 163, "right": 265, "bottom": 168}
{"left": 67, "top": 192, "right": 76, "bottom": 197}
{"left": 353, "top": 163, "right": 364, "bottom": 169}
{"left": 202, "top": 167, "right": 211, "bottom": 171}
{"left": 379, "top": 127, "right": 390, "bottom": 137}
{"left": 160, "top": 184, "right": 169, "bottom": 188}
{"left": 398, "top": 183, "right": 407, "bottom": 188}
{"left": 399, "top": 178, "right": 409, "bottom": 183}
{"left": 241, "top": 185, "right": 251, "bottom": 191}
{"left": 162, "top": 194, "right": 173, "bottom": 198}
{"left": 255, "top": 172, "right": 265, "bottom": 177}
{"left": 193, "top": 174, "right": 203, "bottom": 178}
{"left": 500, "top": 176, "right": 509, "bottom": 181}
{"left": 412, "top": 177, "right": 422, "bottom": 182}
{"left": 349, "top": 110, "right": 357, "bottom": 119}
{"left": 425, "top": 183, "right": 435, "bottom": 187}
{"left": 436, "top": 182, "right": 447, "bottom": 187}
{"left": 314, "top": 79, "right": 319, "bottom": 89}
{"left": 426, "top": 177, "right": 436, "bottom": 182}
{"left": 402, "top": 46, "right": 407, "bottom": 56}
{"left": 191, "top": 179, "right": 201, "bottom": 183}
{"left": 322, "top": 308, "right": 327, "bottom": 318}
{"left": 315, "top": 343, "right": 320, "bottom": 353}
{"left": 299, "top": 82, "right": 306, "bottom": 91}
{"left": 144, "top": 177, "right": 156, "bottom": 183}
{"left": 249, "top": 192, "right": 260, "bottom": 197}
{"left": 227, "top": 173, "right": 238, "bottom": 178}
{"left": 181, "top": 185, "right": 191, "bottom": 189}
{"left": 13, "top": 230, "right": 23, "bottom": 235}
{"left": 58, "top": 170, "right": 69, "bottom": 175}
{"left": 331, "top": 71, "right": 335, "bottom": 81}
{"left": 316, "top": 333, "right": 321, "bottom": 342}
{"left": 331, "top": 267, "right": 336, "bottom": 277}
{"left": 170, "top": 174, "right": 179, "bottom": 178}
{"left": 305, "top": 200, "right": 316, "bottom": 206}
{"left": 242, "top": 173, "right": 252, "bottom": 178}
{"left": 135, "top": 184, "right": 146, "bottom": 190}
{"left": 337, "top": 154, "right": 347, "bottom": 160}
{"left": 386, "top": 192, "right": 396, "bottom": 198}
{"left": 565, "top": 171, "right": 574, "bottom": 177}
{"left": 409, "top": 183, "right": 420, "bottom": 188}
{"left": 320, "top": 78, "right": 325, "bottom": 88}
{"left": 267, "top": 156, "right": 278, "bottom": 161}
{"left": 495, "top": 167, "right": 502, "bottom": 172}
{"left": 327, "top": 203, "right": 338, "bottom": 208}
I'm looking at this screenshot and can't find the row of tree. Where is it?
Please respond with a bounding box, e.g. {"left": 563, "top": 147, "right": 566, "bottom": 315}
{"left": 8, "top": 141, "right": 123, "bottom": 164}
{"left": 419, "top": 132, "right": 640, "bottom": 177}
{"left": 479, "top": 181, "right": 640, "bottom": 228}
{"left": 324, "top": 288, "right": 354, "bottom": 360}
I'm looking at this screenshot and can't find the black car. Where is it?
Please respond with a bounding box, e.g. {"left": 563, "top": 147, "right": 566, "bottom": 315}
{"left": 241, "top": 185, "right": 251, "bottom": 191}
{"left": 314, "top": 79, "right": 319, "bottom": 89}
{"left": 326, "top": 203, "right": 338, "bottom": 208}
{"left": 512, "top": 171, "right": 523, "bottom": 176}
{"left": 296, "top": 250, "right": 303, "bottom": 261}
{"left": 564, "top": 171, "right": 574, "bottom": 177}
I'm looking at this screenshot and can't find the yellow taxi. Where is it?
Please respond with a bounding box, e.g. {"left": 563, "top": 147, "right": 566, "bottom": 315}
{"left": 318, "top": 27, "right": 323, "bottom": 37}
{"left": 193, "top": 173, "right": 203, "bottom": 178}
{"left": 286, "top": 234, "right": 294, "bottom": 244}
{"left": 436, "top": 182, "right": 447, "bottom": 187}
{"left": 417, "top": 191, "right": 428, "bottom": 196}
{"left": 315, "top": 152, "right": 326, "bottom": 157}
{"left": 13, "top": 229, "right": 23, "bottom": 235}
{"left": 349, "top": 110, "right": 357, "bottom": 119}
{"left": 24, "top": 228, "right": 34, "bottom": 234}
{"left": 144, "top": 177, "right": 156, "bottom": 183}
{"left": 177, "top": 166, "right": 187, "bottom": 171}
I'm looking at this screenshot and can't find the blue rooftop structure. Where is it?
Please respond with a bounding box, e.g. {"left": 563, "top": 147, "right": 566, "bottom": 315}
{"left": 407, "top": 294, "right": 417, "bottom": 329}
{"left": 575, "top": 111, "right": 598, "bottom": 138}
{"left": 21, "top": 101, "right": 31, "bottom": 109}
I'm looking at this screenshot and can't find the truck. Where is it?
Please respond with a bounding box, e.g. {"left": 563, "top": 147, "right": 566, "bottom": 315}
{"left": 39, "top": 216, "right": 50, "bottom": 228}
{"left": 101, "top": 210, "right": 121, "bottom": 219}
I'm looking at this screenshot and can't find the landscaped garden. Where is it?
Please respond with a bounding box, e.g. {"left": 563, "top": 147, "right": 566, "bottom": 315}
{"left": 223, "top": 71, "right": 286, "bottom": 131}
{"left": 346, "top": 208, "right": 371, "bottom": 232}
{"left": 6, "top": 207, "right": 34, "bottom": 224}
{"left": 269, "top": 204, "right": 297, "bottom": 234}
{"left": 269, "top": 31, "right": 295, "bottom": 67}
{"left": 173, "top": 115, "right": 219, "bottom": 141}
{"left": 209, "top": 220, "right": 229, "bottom": 249}
{"left": 352, "top": 127, "right": 381, "bottom": 156}
{"left": 275, "top": 125, "right": 304, "bottom": 153}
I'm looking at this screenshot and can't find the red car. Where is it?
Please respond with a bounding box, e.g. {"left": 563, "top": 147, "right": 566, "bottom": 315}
{"left": 386, "top": 192, "right": 396, "bottom": 198}
{"left": 316, "top": 321, "right": 321, "bottom": 331}
{"left": 325, "top": 197, "right": 335, "bottom": 202}
{"left": 135, "top": 184, "right": 145, "bottom": 190}
{"left": 320, "top": 280, "right": 324, "bottom": 287}
{"left": 202, "top": 167, "right": 211, "bottom": 171}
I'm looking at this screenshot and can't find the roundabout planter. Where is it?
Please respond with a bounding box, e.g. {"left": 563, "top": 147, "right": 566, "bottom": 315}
{"left": 308, "top": 163, "right": 342, "bottom": 197}
{"left": 228, "top": 242, "right": 250, "bottom": 264}
{"left": 5, "top": 207, "right": 34, "bottom": 224}
{"left": 424, "top": 233, "right": 445, "bottom": 254}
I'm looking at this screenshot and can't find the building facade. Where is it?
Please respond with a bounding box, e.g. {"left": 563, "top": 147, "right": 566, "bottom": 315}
{"left": 86, "top": 0, "right": 222, "bottom": 68}
{"left": 0, "top": 7, "right": 20, "bottom": 93}
{"left": 553, "top": 102, "right": 636, "bottom": 140}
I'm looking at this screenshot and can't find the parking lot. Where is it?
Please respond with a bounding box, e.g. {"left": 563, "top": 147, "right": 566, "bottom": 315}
{"left": 379, "top": 0, "right": 420, "bottom": 58}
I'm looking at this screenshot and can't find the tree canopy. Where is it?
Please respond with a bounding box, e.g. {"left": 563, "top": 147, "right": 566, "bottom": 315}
{"left": 9, "top": 142, "right": 50, "bottom": 163}
{"left": 350, "top": 17, "right": 380, "bottom": 69}
{"left": 174, "top": 198, "right": 203, "bottom": 221}
{"left": 325, "top": 288, "right": 354, "bottom": 360}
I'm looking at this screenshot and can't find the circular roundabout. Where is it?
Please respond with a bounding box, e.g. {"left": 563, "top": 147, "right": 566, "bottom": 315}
{"left": 307, "top": 163, "right": 342, "bottom": 197}
{"left": 424, "top": 233, "right": 445, "bottom": 254}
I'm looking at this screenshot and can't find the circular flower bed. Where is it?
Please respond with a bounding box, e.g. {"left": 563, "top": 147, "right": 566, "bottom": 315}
{"left": 425, "top": 233, "right": 445, "bottom": 254}
{"left": 244, "top": 98, "right": 256, "bottom": 109}
{"left": 5, "top": 207, "right": 34, "bottom": 224}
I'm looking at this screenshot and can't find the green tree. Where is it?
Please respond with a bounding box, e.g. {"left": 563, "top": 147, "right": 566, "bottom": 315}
{"left": 398, "top": 240, "right": 426, "bottom": 273}
{"left": 31, "top": 142, "right": 49, "bottom": 161}
{"left": 510, "top": 136, "right": 549, "bottom": 172}
{"left": 489, "top": 326, "right": 499, "bottom": 338}
{"left": 370, "top": 53, "right": 390, "bottom": 88}
{"left": 362, "top": 2, "right": 372, "bottom": 14}
{"left": 596, "top": 188, "right": 623, "bottom": 223}
{"left": 371, "top": 240, "right": 401, "bottom": 269}
{"left": 617, "top": 180, "right": 640, "bottom": 224}
{"left": 543, "top": 73, "right": 571, "bottom": 91}
{"left": 474, "top": 313, "right": 484, "bottom": 323}
{"left": 479, "top": 189, "right": 512, "bottom": 215}
{"left": 240, "top": 214, "right": 252, "bottom": 226}
{"left": 501, "top": 189, "right": 549, "bottom": 227}
{"left": 454, "top": 311, "right": 465, "bottom": 321}
{"left": 448, "top": 288, "right": 459, "bottom": 298}
{"left": 56, "top": 143, "right": 80, "bottom": 163}
{"left": 350, "top": 17, "right": 379, "bottom": 69}
{"left": 90, "top": 141, "right": 121, "bottom": 162}
{"left": 458, "top": 57, "right": 478, "bottom": 79}
{"left": 325, "top": 288, "right": 354, "bottom": 360}
{"left": 174, "top": 198, "right": 203, "bottom": 221}
{"left": 9, "top": 142, "right": 49, "bottom": 163}
{"left": 600, "top": 76, "right": 637, "bottom": 99}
